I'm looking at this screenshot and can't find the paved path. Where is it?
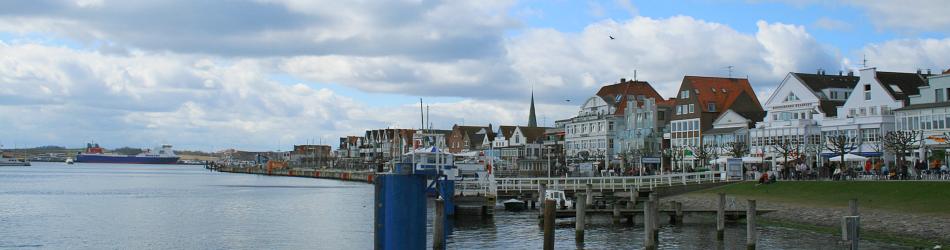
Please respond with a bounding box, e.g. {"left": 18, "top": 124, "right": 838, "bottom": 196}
{"left": 665, "top": 193, "right": 950, "bottom": 243}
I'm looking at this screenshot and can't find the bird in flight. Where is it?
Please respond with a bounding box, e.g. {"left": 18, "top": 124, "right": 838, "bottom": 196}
{"left": 609, "top": 35, "right": 615, "bottom": 40}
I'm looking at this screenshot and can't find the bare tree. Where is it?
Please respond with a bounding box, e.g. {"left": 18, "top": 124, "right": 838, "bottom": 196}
{"left": 726, "top": 141, "right": 749, "bottom": 158}
{"left": 772, "top": 137, "right": 802, "bottom": 178}
{"left": 690, "top": 143, "right": 716, "bottom": 171}
{"left": 883, "top": 131, "right": 921, "bottom": 179}
{"left": 826, "top": 134, "right": 860, "bottom": 167}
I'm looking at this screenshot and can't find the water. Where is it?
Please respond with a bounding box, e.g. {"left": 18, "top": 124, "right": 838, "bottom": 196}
{"left": 1, "top": 163, "right": 911, "bottom": 249}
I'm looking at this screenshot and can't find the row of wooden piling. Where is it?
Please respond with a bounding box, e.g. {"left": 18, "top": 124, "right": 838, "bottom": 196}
{"left": 540, "top": 193, "right": 865, "bottom": 249}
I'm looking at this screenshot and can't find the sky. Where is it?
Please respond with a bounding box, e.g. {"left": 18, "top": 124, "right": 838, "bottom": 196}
{"left": 0, "top": 0, "right": 948, "bottom": 151}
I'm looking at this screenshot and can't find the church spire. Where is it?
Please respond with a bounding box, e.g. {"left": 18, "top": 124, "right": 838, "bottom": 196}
{"left": 528, "top": 89, "right": 538, "bottom": 127}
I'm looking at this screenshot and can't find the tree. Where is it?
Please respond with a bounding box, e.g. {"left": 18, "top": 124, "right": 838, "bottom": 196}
{"left": 826, "top": 134, "right": 860, "bottom": 167}
{"left": 883, "top": 131, "right": 921, "bottom": 179}
{"left": 690, "top": 143, "right": 716, "bottom": 172}
{"left": 725, "top": 141, "right": 749, "bottom": 158}
{"left": 663, "top": 146, "right": 685, "bottom": 174}
{"left": 772, "top": 137, "right": 802, "bottom": 177}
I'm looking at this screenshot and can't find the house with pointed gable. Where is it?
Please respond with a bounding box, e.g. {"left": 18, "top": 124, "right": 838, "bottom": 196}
{"left": 668, "top": 76, "right": 765, "bottom": 170}
{"left": 447, "top": 124, "right": 493, "bottom": 153}
{"left": 820, "top": 67, "right": 930, "bottom": 162}
{"left": 750, "top": 70, "right": 858, "bottom": 164}
{"left": 564, "top": 78, "right": 664, "bottom": 164}
{"left": 702, "top": 109, "right": 754, "bottom": 158}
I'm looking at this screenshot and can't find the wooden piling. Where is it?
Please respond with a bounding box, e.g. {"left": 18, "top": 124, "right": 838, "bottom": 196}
{"left": 674, "top": 202, "right": 683, "bottom": 224}
{"left": 628, "top": 189, "right": 636, "bottom": 209}
{"left": 649, "top": 192, "right": 658, "bottom": 241}
{"left": 643, "top": 200, "right": 656, "bottom": 250}
{"left": 434, "top": 198, "right": 445, "bottom": 250}
{"left": 717, "top": 193, "right": 725, "bottom": 240}
{"left": 842, "top": 216, "right": 860, "bottom": 250}
{"left": 613, "top": 202, "right": 621, "bottom": 224}
{"left": 575, "top": 193, "right": 586, "bottom": 242}
{"left": 849, "top": 199, "right": 859, "bottom": 216}
{"left": 585, "top": 183, "right": 593, "bottom": 208}
{"left": 747, "top": 199, "right": 756, "bottom": 250}
{"left": 543, "top": 199, "right": 555, "bottom": 250}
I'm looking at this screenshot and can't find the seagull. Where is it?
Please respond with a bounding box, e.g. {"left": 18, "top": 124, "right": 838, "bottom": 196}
{"left": 609, "top": 35, "right": 615, "bottom": 40}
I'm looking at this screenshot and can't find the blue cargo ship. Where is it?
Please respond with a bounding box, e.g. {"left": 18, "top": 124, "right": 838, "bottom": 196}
{"left": 75, "top": 143, "right": 180, "bottom": 164}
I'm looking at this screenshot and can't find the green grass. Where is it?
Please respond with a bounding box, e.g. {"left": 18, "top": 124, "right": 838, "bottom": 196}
{"left": 700, "top": 181, "right": 950, "bottom": 215}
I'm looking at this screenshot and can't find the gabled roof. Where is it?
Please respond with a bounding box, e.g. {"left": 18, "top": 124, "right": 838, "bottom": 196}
{"left": 819, "top": 100, "right": 845, "bottom": 117}
{"left": 517, "top": 126, "right": 549, "bottom": 143}
{"left": 596, "top": 79, "right": 664, "bottom": 116}
{"left": 876, "top": 71, "right": 929, "bottom": 103}
{"left": 497, "top": 126, "right": 516, "bottom": 139}
{"left": 791, "top": 73, "right": 859, "bottom": 94}
{"left": 682, "top": 76, "right": 763, "bottom": 119}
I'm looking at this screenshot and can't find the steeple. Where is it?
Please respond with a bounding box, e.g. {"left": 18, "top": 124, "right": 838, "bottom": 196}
{"left": 528, "top": 90, "right": 538, "bottom": 127}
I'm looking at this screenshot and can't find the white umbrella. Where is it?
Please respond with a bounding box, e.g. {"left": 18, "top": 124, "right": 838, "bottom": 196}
{"left": 828, "top": 153, "right": 868, "bottom": 162}
{"left": 741, "top": 156, "right": 763, "bottom": 163}
{"left": 708, "top": 157, "right": 729, "bottom": 164}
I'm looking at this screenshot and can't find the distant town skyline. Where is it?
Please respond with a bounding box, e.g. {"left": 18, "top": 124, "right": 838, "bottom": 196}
{"left": 0, "top": 0, "right": 948, "bottom": 151}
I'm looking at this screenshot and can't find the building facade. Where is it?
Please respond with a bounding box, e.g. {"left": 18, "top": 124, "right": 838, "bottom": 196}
{"left": 668, "top": 76, "right": 765, "bottom": 171}
{"left": 894, "top": 69, "right": 950, "bottom": 161}
{"left": 750, "top": 71, "right": 858, "bottom": 167}
{"left": 820, "top": 68, "right": 929, "bottom": 165}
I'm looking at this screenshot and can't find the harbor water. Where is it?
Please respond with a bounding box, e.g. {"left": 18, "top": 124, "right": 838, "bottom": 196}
{"left": 1, "top": 163, "right": 910, "bottom": 249}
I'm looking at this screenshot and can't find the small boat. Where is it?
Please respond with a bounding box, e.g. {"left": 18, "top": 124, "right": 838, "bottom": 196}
{"left": 503, "top": 198, "right": 526, "bottom": 212}
{"left": 65, "top": 158, "right": 74, "bottom": 164}
{"left": 0, "top": 148, "right": 30, "bottom": 166}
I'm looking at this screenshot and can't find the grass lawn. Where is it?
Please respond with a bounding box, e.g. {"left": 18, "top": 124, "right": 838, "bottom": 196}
{"left": 699, "top": 181, "right": 950, "bottom": 215}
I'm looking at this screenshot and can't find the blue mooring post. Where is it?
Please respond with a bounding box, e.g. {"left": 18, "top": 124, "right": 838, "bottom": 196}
{"left": 374, "top": 172, "right": 427, "bottom": 250}
{"left": 438, "top": 179, "right": 455, "bottom": 216}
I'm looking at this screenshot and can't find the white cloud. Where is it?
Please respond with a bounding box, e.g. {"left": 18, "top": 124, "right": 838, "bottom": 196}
{"left": 848, "top": 0, "right": 950, "bottom": 34}
{"left": 857, "top": 38, "right": 950, "bottom": 73}
{"left": 813, "top": 17, "right": 852, "bottom": 31}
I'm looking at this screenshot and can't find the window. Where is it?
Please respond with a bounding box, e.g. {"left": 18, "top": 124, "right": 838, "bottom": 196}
{"left": 859, "top": 108, "right": 866, "bottom": 116}
{"left": 657, "top": 111, "right": 665, "bottom": 119}
{"left": 830, "top": 91, "right": 838, "bottom": 99}
{"left": 785, "top": 93, "right": 799, "bottom": 102}
{"left": 864, "top": 84, "right": 871, "bottom": 91}
{"left": 845, "top": 92, "right": 850, "bottom": 98}
{"left": 870, "top": 107, "right": 877, "bottom": 115}
{"left": 680, "top": 90, "right": 690, "bottom": 98}
{"left": 708, "top": 103, "right": 716, "bottom": 112}
{"left": 865, "top": 92, "right": 871, "bottom": 100}
{"left": 689, "top": 104, "right": 694, "bottom": 113}
{"left": 937, "top": 89, "right": 946, "bottom": 102}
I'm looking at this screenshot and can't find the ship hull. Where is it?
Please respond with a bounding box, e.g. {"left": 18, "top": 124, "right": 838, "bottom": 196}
{"left": 75, "top": 154, "right": 180, "bottom": 164}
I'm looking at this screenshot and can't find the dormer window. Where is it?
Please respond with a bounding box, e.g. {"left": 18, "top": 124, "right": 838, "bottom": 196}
{"left": 707, "top": 103, "right": 716, "bottom": 112}
{"left": 785, "top": 93, "right": 799, "bottom": 102}
{"left": 680, "top": 90, "right": 690, "bottom": 98}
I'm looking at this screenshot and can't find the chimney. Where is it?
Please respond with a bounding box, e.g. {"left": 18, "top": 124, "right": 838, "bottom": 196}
{"left": 838, "top": 70, "right": 842, "bottom": 76}
{"left": 620, "top": 78, "right": 626, "bottom": 83}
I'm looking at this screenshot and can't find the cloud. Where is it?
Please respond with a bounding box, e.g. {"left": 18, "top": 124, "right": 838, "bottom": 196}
{"left": 0, "top": 0, "right": 517, "bottom": 60}
{"left": 848, "top": 0, "right": 950, "bottom": 34}
{"left": 856, "top": 38, "right": 950, "bottom": 72}
{"left": 813, "top": 17, "right": 852, "bottom": 31}
{"left": 506, "top": 16, "right": 839, "bottom": 101}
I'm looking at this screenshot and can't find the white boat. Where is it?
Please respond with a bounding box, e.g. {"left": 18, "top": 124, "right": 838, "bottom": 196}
{"left": 65, "top": 158, "right": 74, "bottom": 164}
{"left": 541, "top": 190, "right": 573, "bottom": 209}
{"left": 0, "top": 154, "right": 30, "bottom": 166}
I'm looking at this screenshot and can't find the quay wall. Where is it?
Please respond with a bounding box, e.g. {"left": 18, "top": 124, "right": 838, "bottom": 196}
{"left": 216, "top": 166, "right": 375, "bottom": 184}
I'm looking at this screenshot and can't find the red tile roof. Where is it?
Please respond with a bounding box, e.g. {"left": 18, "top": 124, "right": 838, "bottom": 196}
{"left": 682, "top": 76, "right": 762, "bottom": 113}
{"left": 595, "top": 79, "right": 664, "bottom": 115}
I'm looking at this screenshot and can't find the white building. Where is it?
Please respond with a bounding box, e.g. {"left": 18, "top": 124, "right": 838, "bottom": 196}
{"left": 703, "top": 109, "right": 753, "bottom": 158}
{"left": 820, "top": 68, "right": 929, "bottom": 164}
{"left": 894, "top": 69, "right": 950, "bottom": 161}
{"left": 564, "top": 96, "right": 617, "bottom": 161}
{"left": 750, "top": 71, "right": 857, "bottom": 166}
